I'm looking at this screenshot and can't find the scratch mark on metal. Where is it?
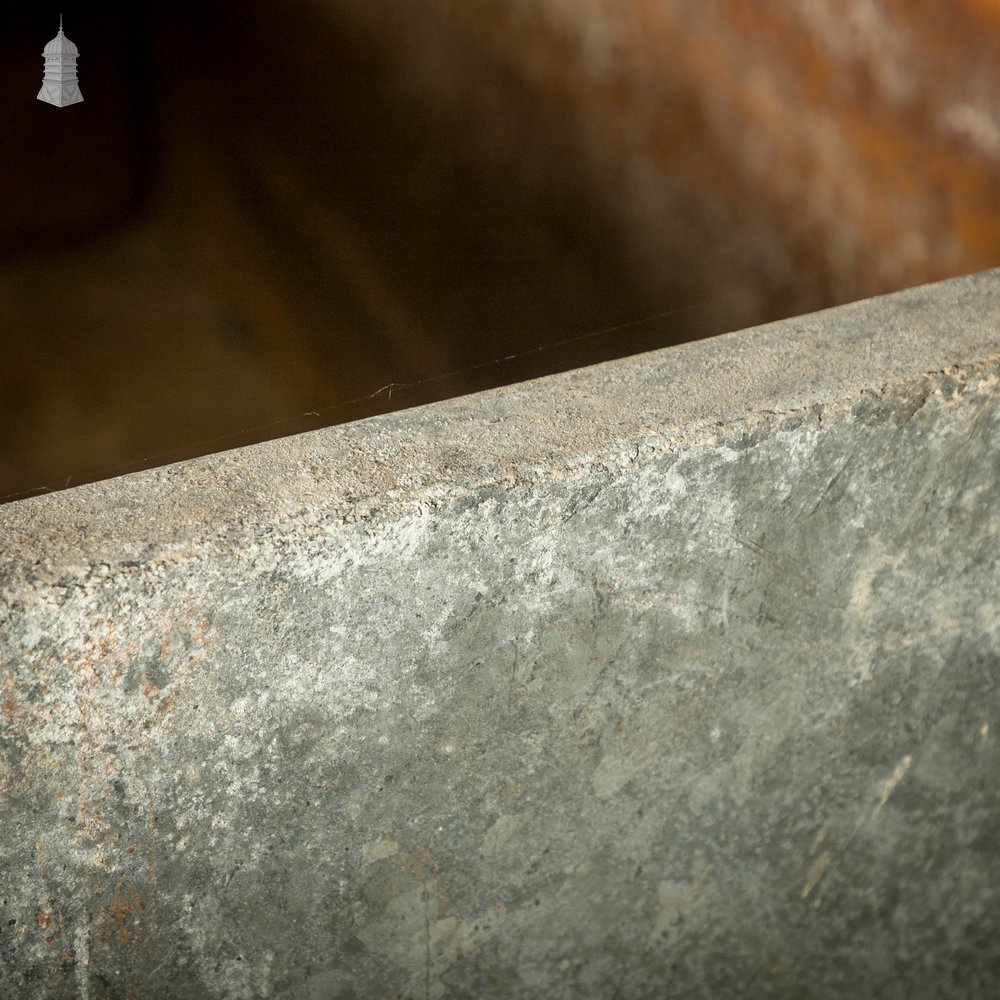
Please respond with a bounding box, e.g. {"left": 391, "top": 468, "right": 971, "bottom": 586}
{"left": 507, "top": 641, "right": 518, "bottom": 716}
{"left": 800, "top": 851, "right": 831, "bottom": 901}
{"left": 877, "top": 754, "right": 912, "bottom": 810}
{"left": 734, "top": 532, "right": 772, "bottom": 558}
{"left": 809, "top": 455, "right": 853, "bottom": 515}
{"left": 423, "top": 882, "right": 432, "bottom": 1000}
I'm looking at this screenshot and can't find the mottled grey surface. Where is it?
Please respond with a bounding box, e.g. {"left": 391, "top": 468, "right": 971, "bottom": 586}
{"left": 2, "top": 270, "right": 1000, "bottom": 999}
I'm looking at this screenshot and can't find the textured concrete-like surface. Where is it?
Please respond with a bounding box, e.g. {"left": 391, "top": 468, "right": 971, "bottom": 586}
{"left": 2, "top": 270, "right": 1000, "bottom": 997}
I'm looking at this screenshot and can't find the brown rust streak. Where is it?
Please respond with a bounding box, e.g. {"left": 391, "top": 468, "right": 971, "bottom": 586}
{"left": 410, "top": 0, "right": 1000, "bottom": 309}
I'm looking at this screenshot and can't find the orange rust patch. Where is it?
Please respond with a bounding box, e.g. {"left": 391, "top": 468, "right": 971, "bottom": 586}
{"left": 110, "top": 888, "right": 141, "bottom": 925}
{"left": 95, "top": 883, "right": 146, "bottom": 959}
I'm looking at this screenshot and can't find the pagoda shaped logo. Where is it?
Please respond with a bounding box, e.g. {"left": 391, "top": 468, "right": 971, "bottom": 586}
{"left": 38, "top": 15, "right": 83, "bottom": 107}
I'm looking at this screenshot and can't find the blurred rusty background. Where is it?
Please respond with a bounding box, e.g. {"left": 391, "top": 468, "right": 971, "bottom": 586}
{"left": 2, "top": 0, "right": 1000, "bottom": 501}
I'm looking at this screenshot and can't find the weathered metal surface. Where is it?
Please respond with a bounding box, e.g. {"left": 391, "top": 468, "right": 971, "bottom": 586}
{"left": 1, "top": 270, "right": 1000, "bottom": 997}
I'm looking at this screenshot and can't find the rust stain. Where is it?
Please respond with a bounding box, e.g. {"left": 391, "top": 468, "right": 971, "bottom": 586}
{"left": 389, "top": 843, "right": 452, "bottom": 917}
{"left": 32, "top": 892, "right": 70, "bottom": 989}
{"left": 95, "top": 882, "right": 145, "bottom": 957}
{"left": 408, "top": 0, "right": 1000, "bottom": 315}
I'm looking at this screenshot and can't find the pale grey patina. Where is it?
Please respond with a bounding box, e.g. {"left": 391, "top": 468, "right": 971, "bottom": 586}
{"left": 1, "top": 271, "right": 999, "bottom": 998}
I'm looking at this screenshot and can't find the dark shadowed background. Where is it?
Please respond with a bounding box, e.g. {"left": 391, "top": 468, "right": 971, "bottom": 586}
{"left": 3, "top": 1, "right": 1000, "bottom": 502}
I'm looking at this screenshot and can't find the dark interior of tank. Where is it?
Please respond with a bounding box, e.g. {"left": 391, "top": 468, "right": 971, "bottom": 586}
{"left": 2, "top": 2, "right": 997, "bottom": 502}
